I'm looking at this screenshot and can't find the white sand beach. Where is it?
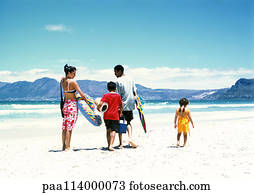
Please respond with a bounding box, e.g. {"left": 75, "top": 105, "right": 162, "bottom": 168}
{"left": 0, "top": 111, "right": 254, "bottom": 193}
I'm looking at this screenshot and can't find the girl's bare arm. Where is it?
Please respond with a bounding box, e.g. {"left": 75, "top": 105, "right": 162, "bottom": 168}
{"left": 174, "top": 110, "right": 178, "bottom": 128}
{"left": 187, "top": 111, "right": 194, "bottom": 128}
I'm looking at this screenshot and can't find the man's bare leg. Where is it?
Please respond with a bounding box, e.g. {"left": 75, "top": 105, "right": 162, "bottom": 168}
{"left": 127, "top": 124, "right": 137, "bottom": 148}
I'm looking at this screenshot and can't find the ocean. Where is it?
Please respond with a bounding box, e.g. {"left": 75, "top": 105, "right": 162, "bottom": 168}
{"left": 1, "top": 100, "right": 254, "bottom": 121}
{"left": 0, "top": 99, "right": 254, "bottom": 140}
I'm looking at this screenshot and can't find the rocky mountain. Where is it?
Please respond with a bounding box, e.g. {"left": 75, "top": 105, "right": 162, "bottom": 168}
{"left": 0, "top": 78, "right": 59, "bottom": 101}
{"left": 77, "top": 80, "right": 108, "bottom": 97}
{"left": 204, "top": 78, "right": 254, "bottom": 100}
{"left": 0, "top": 81, "right": 8, "bottom": 88}
{"left": 135, "top": 84, "right": 217, "bottom": 100}
{"left": 0, "top": 77, "right": 253, "bottom": 101}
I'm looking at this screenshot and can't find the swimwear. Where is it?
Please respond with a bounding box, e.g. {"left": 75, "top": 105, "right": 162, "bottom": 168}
{"left": 177, "top": 108, "right": 190, "bottom": 135}
{"left": 64, "top": 89, "right": 76, "bottom": 93}
{"left": 63, "top": 80, "right": 76, "bottom": 93}
{"left": 62, "top": 99, "right": 78, "bottom": 131}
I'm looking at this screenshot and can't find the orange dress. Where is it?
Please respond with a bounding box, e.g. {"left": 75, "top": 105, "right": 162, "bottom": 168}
{"left": 177, "top": 108, "right": 190, "bottom": 135}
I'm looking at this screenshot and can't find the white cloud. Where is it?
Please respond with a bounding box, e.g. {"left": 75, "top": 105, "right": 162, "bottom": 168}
{"left": 27, "top": 69, "right": 49, "bottom": 74}
{"left": 44, "top": 24, "right": 71, "bottom": 32}
{"left": 0, "top": 67, "right": 253, "bottom": 89}
{"left": 132, "top": 67, "right": 254, "bottom": 89}
{"left": 0, "top": 71, "right": 12, "bottom": 76}
{"left": 0, "top": 69, "right": 62, "bottom": 83}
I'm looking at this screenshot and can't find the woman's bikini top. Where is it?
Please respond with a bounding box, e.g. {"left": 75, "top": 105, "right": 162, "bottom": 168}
{"left": 63, "top": 80, "right": 76, "bottom": 93}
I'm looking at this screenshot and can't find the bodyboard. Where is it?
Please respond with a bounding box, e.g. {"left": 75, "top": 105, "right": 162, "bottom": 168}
{"left": 135, "top": 96, "right": 147, "bottom": 133}
{"left": 77, "top": 95, "right": 102, "bottom": 126}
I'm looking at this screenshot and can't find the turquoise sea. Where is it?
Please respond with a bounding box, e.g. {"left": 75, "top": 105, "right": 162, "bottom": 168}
{"left": 1, "top": 100, "right": 254, "bottom": 121}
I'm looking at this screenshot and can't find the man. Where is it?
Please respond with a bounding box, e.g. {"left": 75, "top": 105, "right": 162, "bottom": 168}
{"left": 114, "top": 64, "right": 137, "bottom": 148}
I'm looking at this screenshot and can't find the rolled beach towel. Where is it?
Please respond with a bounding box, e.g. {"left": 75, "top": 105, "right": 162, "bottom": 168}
{"left": 94, "top": 98, "right": 108, "bottom": 113}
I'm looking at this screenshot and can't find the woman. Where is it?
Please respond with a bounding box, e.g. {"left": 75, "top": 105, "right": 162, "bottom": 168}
{"left": 61, "top": 64, "right": 87, "bottom": 151}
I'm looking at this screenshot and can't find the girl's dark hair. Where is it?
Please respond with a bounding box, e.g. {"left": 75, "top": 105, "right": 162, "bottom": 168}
{"left": 107, "top": 81, "right": 116, "bottom": 91}
{"left": 179, "top": 98, "right": 189, "bottom": 112}
{"left": 114, "top": 64, "right": 124, "bottom": 74}
{"left": 64, "top": 64, "right": 76, "bottom": 76}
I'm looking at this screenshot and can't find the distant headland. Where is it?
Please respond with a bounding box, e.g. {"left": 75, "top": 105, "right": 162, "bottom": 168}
{"left": 0, "top": 77, "right": 253, "bottom": 101}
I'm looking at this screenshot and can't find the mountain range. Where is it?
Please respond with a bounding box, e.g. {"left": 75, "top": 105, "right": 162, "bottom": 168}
{"left": 0, "top": 77, "right": 253, "bottom": 101}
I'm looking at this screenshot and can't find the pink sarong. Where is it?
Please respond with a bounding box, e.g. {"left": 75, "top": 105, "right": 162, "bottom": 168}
{"left": 62, "top": 99, "right": 78, "bottom": 131}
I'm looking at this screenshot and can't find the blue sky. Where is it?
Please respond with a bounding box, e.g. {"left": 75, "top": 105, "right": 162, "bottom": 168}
{"left": 0, "top": 0, "right": 253, "bottom": 89}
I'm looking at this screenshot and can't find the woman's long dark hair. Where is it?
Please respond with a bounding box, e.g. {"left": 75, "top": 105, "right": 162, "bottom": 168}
{"left": 179, "top": 98, "right": 189, "bottom": 112}
{"left": 64, "top": 64, "right": 76, "bottom": 76}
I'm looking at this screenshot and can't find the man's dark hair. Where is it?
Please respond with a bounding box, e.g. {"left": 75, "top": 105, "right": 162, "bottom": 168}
{"left": 114, "top": 64, "right": 124, "bottom": 73}
{"left": 107, "top": 81, "right": 116, "bottom": 91}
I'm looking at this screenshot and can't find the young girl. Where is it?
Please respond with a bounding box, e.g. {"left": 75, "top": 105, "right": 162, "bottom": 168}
{"left": 61, "top": 64, "right": 88, "bottom": 151}
{"left": 174, "top": 98, "right": 194, "bottom": 147}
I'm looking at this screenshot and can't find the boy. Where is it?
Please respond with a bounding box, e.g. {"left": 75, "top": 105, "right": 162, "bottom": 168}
{"left": 97, "top": 82, "right": 123, "bottom": 151}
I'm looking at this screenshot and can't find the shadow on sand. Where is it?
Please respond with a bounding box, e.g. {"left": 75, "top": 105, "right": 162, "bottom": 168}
{"left": 48, "top": 147, "right": 98, "bottom": 152}
{"left": 48, "top": 149, "right": 63, "bottom": 152}
{"left": 73, "top": 148, "right": 98, "bottom": 152}
{"left": 49, "top": 145, "right": 137, "bottom": 152}
{"left": 99, "top": 145, "right": 136, "bottom": 151}
{"left": 169, "top": 145, "right": 184, "bottom": 148}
